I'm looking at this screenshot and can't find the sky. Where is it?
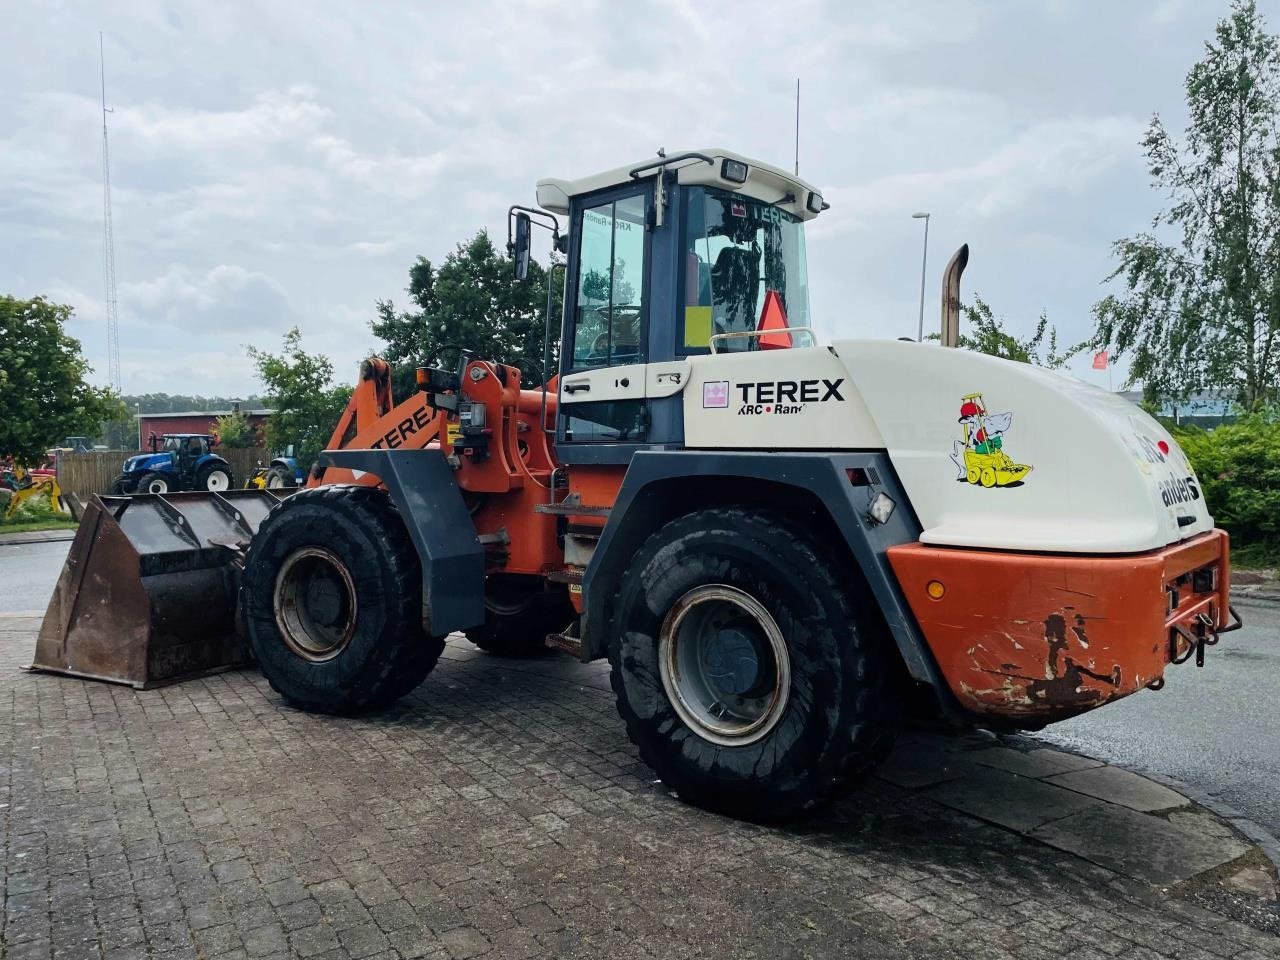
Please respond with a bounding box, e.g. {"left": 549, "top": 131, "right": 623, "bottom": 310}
{"left": 1, "top": 0, "right": 1265, "bottom": 396}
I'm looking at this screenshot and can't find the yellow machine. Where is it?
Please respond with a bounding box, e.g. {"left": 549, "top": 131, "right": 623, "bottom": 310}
{"left": 3, "top": 469, "right": 65, "bottom": 519}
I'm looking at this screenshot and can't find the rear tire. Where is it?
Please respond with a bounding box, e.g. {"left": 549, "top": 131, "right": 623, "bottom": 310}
{"left": 136, "top": 472, "right": 170, "bottom": 494}
{"left": 609, "top": 507, "right": 899, "bottom": 822}
{"left": 242, "top": 484, "right": 444, "bottom": 714}
{"left": 464, "top": 576, "right": 572, "bottom": 657}
{"left": 196, "top": 461, "right": 235, "bottom": 492}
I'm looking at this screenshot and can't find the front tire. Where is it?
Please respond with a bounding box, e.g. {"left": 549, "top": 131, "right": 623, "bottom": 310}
{"left": 609, "top": 507, "right": 899, "bottom": 822}
{"left": 242, "top": 485, "right": 444, "bottom": 714}
{"left": 110, "top": 474, "right": 134, "bottom": 494}
{"left": 136, "top": 471, "right": 170, "bottom": 494}
{"left": 265, "top": 465, "right": 294, "bottom": 489}
{"left": 196, "top": 461, "right": 234, "bottom": 492}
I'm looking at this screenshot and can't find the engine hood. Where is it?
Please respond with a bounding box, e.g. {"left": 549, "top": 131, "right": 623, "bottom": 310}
{"left": 834, "top": 340, "right": 1213, "bottom": 554}
{"left": 125, "top": 453, "right": 172, "bottom": 473}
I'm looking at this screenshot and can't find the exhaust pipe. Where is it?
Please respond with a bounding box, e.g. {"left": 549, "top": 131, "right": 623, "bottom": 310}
{"left": 940, "top": 243, "right": 969, "bottom": 348}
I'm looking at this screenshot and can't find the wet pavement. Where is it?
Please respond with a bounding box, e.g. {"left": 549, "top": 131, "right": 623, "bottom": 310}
{"left": 1041, "top": 598, "right": 1280, "bottom": 837}
{"left": 1, "top": 614, "right": 1278, "bottom": 959}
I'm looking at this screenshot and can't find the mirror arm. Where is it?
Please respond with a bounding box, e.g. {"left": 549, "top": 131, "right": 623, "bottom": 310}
{"left": 507, "top": 205, "right": 560, "bottom": 245}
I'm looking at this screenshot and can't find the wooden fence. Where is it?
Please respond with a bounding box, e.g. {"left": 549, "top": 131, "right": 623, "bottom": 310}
{"left": 57, "top": 447, "right": 271, "bottom": 499}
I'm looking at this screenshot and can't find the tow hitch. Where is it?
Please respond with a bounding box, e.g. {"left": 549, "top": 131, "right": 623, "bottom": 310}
{"left": 1170, "top": 605, "right": 1243, "bottom": 669}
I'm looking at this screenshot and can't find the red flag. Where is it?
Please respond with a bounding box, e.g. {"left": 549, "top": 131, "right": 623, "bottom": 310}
{"left": 1091, "top": 349, "right": 1109, "bottom": 371}
{"left": 757, "top": 289, "right": 792, "bottom": 350}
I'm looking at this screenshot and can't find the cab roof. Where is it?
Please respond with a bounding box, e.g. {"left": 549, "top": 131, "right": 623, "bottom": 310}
{"left": 535, "top": 148, "right": 828, "bottom": 223}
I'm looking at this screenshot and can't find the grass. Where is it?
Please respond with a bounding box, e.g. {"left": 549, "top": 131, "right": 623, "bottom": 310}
{"left": 1230, "top": 541, "right": 1280, "bottom": 572}
{"left": 0, "top": 517, "right": 78, "bottom": 535}
{"left": 0, "top": 492, "right": 78, "bottom": 536}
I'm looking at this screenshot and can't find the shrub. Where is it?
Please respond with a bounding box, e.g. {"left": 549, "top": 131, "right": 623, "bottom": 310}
{"left": 1173, "top": 412, "right": 1280, "bottom": 565}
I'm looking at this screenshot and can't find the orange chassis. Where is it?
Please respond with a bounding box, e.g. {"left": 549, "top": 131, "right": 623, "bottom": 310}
{"left": 888, "top": 529, "right": 1238, "bottom": 723}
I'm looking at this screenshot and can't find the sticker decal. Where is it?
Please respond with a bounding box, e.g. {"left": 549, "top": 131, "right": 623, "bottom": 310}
{"left": 950, "top": 392, "right": 1033, "bottom": 488}
{"left": 702, "top": 380, "right": 729, "bottom": 408}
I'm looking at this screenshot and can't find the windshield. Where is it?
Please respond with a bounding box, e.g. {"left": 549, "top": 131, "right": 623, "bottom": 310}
{"left": 682, "top": 186, "right": 811, "bottom": 352}
{"left": 163, "top": 438, "right": 178, "bottom": 453}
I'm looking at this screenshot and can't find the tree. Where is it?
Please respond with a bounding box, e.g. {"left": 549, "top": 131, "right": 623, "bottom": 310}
{"left": 372, "top": 230, "right": 561, "bottom": 396}
{"left": 1094, "top": 0, "right": 1280, "bottom": 410}
{"left": 213, "top": 410, "right": 257, "bottom": 448}
{"left": 0, "top": 296, "right": 126, "bottom": 464}
{"left": 246, "top": 328, "right": 352, "bottom": 469}
{"left": 932, "top": 296, "right": 1083, "bottom": 369}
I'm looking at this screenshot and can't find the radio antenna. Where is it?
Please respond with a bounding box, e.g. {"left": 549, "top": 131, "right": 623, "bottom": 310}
{"left": 794, "top": 78, "right": 800, "bottom": 176}
{"left": 100, "top": 31, "right": 121, "bottom": 393}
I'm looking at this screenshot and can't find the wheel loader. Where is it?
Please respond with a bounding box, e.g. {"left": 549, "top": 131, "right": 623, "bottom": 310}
{"left": 34, "top": 148, "right": 1241, "bottom": 821}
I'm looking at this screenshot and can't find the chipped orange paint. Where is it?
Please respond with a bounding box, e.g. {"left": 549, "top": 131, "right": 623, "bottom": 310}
{"left": 888, "top": 530, "right": 1231, "bottom": 723}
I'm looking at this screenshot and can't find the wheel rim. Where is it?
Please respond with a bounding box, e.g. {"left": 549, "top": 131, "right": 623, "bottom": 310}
{"left": 205, "top": 469, "right": 230, "bottom": 491}
{"left": 266, "top": 473, "right": 284, "bottom": 489}
{"left": 274, "top": 547, "right": 357, "bottom": 662}
{"left": 658, "top": 584, "right": 791, "bottom": 746}
{"left": 147, "top": 478, "right": 168, "bottom": 493}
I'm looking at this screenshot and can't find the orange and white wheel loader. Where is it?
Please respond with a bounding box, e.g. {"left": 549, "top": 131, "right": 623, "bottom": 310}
{"left": 35, "top": 149, "right": 1240, "bottom": 821}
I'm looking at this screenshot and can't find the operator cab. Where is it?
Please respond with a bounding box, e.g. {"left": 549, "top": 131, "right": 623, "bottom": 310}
{"left": 521, "top": 149, "right": 827, "bottom": 460}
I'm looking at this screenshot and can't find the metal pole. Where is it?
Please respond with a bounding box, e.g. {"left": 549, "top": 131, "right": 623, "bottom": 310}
{"left": 912, "top": 212, "right": 930, "bottom": 342}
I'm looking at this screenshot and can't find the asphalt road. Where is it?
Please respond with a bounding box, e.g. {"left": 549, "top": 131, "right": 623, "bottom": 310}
{"left": 1038, "top": 598, "right": 1280, "bottom": 837}
{"left": 3, "top": 539, "right": 1278, "bottom": 839}
{"left": 0, "top": 539, "right": 68, "bottom": 614}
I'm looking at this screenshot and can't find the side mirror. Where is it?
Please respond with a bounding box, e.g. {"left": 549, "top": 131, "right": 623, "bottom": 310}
{"left": 513, "top": 212, "right": 532, "bottom": 282}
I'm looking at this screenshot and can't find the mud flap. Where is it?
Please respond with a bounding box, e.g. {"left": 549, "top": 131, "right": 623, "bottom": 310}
{"left": 32, "top": 491, "right": 280, "bottom": 688}
{"left": 318, "top": 448, "right": 485, "bottom": 635}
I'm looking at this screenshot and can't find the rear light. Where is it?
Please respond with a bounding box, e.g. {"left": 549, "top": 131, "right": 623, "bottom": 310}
{"left": 926, "top": 580, "right": 945, "bottom": 600}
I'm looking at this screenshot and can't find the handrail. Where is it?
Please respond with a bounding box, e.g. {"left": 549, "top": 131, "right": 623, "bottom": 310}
{"left": 708, "top": 326, "right": 817, "bottom": 354}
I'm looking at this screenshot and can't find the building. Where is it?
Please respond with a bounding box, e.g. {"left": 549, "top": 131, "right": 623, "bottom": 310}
{"left": 1116, "top": 390, "right": 1234, "bottom": 429}
{"left": 135, "top": 409, "right": 273, "bottom": 450}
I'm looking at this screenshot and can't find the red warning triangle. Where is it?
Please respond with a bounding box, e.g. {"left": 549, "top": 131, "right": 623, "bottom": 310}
{"left": 757, "top": 289, "right": 792, "bottom": 349}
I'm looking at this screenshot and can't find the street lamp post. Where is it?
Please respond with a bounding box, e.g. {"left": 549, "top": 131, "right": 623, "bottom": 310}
{"left": 912, "top": 212, "right": 930, "bottom": 342}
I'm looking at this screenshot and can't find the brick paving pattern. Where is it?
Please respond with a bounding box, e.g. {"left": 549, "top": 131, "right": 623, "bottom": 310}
{"left": 1, "top": 616, "right": 1276, "bottom": 959}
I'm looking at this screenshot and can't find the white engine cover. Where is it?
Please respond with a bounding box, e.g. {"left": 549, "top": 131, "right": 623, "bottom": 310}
{"left": 683, "top": 340, "right": 1213, "bottom": 554}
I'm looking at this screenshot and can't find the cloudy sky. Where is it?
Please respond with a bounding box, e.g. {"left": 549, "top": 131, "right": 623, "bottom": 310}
{"left": 1, "top": 0, "right": 1259, "bottom": 396}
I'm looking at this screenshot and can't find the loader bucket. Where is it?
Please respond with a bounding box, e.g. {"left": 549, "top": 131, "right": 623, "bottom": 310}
{"left": 32, "top": 490, "right": 283, "bottom": 689}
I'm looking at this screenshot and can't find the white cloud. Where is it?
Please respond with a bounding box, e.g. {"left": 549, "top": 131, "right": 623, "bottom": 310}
{"left": 0, "top": 0, "right": 1214, "bottom": 396}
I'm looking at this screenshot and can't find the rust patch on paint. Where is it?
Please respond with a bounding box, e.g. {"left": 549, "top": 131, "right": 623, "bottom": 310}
{"left": 1025, "top": 611, "right": 1121, "bottom": 708}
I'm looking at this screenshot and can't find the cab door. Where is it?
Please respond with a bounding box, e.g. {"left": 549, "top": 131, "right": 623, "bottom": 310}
{"left": 558, "top": 185, "right": 652, "bottom": 445}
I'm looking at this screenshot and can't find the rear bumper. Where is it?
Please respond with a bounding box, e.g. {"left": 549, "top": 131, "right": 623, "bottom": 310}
{"left": 887, "top": 529, "right": 1233, "bottom": 724}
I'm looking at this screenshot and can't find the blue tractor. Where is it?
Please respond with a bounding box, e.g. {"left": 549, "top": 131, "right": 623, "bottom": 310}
{"left": 111, "top": 434, "right": 236, "bottom": 495}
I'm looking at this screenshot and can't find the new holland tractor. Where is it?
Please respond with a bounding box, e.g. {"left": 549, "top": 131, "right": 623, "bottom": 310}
{"left": 110, "top": 433, "right": 236, "bottom": 494}
{"left": 36, "top": 149, "right": 1240, "bottom": 821}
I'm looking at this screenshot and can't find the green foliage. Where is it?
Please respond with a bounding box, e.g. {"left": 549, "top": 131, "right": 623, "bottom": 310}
{"left": 1173, "top": 412, "right": 1280, "bottom": 563}
{"left": 1094, "top": 1, "right": 1280, "bottom": 410}
{"left": 246, "top": 328, "right": 352, "bottom": 469}
{"left": 0, "top": 296, "right": 127, "bottom": 465}
{"left": 930, "top": 296, "right": 1085, "bottom": 368}
{"left": 372, "top": 230, "right": 561, "bottom": 395}
{"left": 0, "top": 490, "right": 74, "bottom": 529}
{"left": 213, "top": 410, "right": 257, "bottom": 448}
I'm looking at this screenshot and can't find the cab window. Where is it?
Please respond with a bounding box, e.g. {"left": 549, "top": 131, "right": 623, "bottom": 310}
{"left": 680, "top": 186, "right": 811, "bottom": 352}
{"left": 570, "top": 193, "right": 647, "bottom": 369}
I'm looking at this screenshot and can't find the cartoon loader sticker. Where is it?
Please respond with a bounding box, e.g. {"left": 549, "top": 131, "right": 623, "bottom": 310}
{"left": 951, "top": 392, "right": 1033, "bottom": 488}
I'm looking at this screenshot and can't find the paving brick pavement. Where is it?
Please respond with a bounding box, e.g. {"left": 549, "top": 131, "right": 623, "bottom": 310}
{"left": 1, "top": 615, "right": 1276, "bottom": 960}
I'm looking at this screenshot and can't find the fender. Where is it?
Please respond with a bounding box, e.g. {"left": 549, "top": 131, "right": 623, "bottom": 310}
{"left": 581, "top": 450, "right": 954, "bottom": 706}
{"left": 319, "top": 448, "right": 485, "bottom": 636}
